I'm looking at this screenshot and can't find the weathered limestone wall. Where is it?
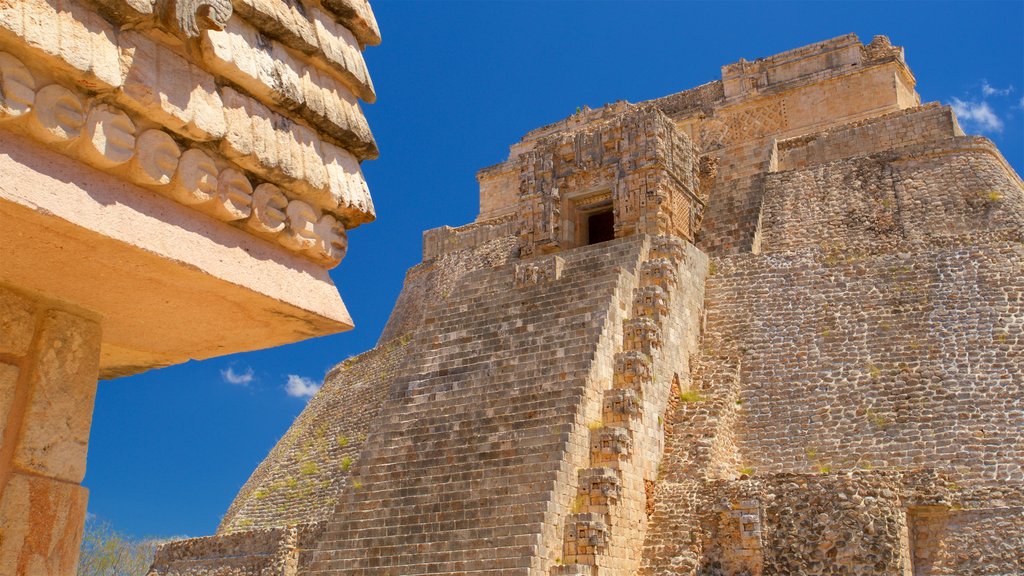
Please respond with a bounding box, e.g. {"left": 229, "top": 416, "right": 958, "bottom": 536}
{"left": 381, "top": 224, "right": 519, "bottom": 344}
{"left": 648, "top": 34, "right": 920, "bottom": 255}
{"left": 304, "top": 235, "right": 651, "bottom": 575}
{"left": 218, "top": 339, "right": 409, "bottom": 533}
{"left": 0, "top": 286, "right": 100, "bottom": 576}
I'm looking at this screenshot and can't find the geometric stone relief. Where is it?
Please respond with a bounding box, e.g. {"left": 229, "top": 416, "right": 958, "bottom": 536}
{"left": 514, "top": 255, "right": 564, "bottom": 288}
{"left": 0, "top": 51, "right": 348, "bottom": 266}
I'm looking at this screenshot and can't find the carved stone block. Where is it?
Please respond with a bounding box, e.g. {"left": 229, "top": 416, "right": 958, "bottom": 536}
{"left": 578, "top": 468, "right": 622, "bottom": 507}
{"left": 514, "top": 255, "right": 564, "bottom": 288}
{"left": 623, "top": 316, "right": 661, "bottom": 355}
{"left": 591, "top": 426, "right": 632, "bottom": 464}
{"left": 613, "top": 350, "right": 652, "bottom": 390}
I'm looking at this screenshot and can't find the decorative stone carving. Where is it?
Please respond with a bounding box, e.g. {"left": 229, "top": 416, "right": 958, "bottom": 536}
{"left": 281, "top": 200, "right": 319, "bottom": 252}
{"left": 0, "top": 53, "right": 35, "bottom": 120}
{"left": 650, "top": 235, "right": 687, "bottom": 262}
{"left": 623, "top": 317, "right": 661, "bottom": 355}
{"left": 169, "top": 0, "right": 232, "bottom": 38}
{"left": 565, "top": 513, "right": 609, "bottom": 555}
{"left": 27, "top": 85, "right": 85, "bottom": 144}
{"left": 614, "top": 351, "right": 652, "bottom": 390}
{"left": 591, "top": 426, "right": 632, "bottom": 463}
{"left": 211, "top": 169, "right": 253, "bottom": 221}
{"left": 130, "top": 129, "right": 181, "bottom": 186}
{"left": 249, "top": 184, "right": 289, "bottom": 235}
{"left": 172, "top": 149, "right": 219, "bottom": 205}
{"left": 313, "top": 214, "right": 348, "bottom": 264}
{"left": 80, "top": 105, "right": 136, "bottom": 169}
{"left": 514, "top": 255, "right": 564, "bottom": 287}
{"left": 603, "top": 389, "right": 641, "bottom": 424}
{"left": 578, "top": 468, "right": 622, "bottom": 507}
{"left": 633, "top": 285, "right": 669, "bottom": 321}
{"left": 640, "top": 258, "right": 678, "bottom": 291}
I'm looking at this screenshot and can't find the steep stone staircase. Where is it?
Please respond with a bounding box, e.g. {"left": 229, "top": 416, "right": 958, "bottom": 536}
{"left": 554, "top": 236, "right": 698, "bottom": 576}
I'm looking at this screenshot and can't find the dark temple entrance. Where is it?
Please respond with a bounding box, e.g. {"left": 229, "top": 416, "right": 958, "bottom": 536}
{"left": 587, "top": 209, "right": 615, "bottom": 245}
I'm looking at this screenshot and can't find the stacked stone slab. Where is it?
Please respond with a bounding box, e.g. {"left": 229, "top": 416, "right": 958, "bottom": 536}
{"left": 153, "top": 34, "right": 1022, "bottom": 576}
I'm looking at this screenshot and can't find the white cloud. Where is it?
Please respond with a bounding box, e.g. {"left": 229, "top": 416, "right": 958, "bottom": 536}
{"left": 285, "top": 374, "right": 320, "bottom": 398}
{"left": 221, "top": 365, "right": 254, "bottom": 386}
{"left": 981, "top": 80, "right": 1013, "bottom": 97}
{"left": 950, "top": 97, "right": 1004, "bottom": 133}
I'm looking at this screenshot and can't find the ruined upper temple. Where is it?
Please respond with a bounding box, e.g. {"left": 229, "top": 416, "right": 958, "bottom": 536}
{"left": 158, "top": 33, "right": 1024, "bottom": 576}
{"left": 0, "top": 0, "right": 381, "bottom": 574}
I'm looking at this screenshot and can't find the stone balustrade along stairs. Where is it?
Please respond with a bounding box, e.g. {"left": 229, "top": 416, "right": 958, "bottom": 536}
{"left": 555, "top": 236, "right": 699, "bottom": 576}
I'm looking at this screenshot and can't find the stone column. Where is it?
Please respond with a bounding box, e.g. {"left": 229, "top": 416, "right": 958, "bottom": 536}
{"left": 0, "top": 285, "right": 101, "bottom": 576}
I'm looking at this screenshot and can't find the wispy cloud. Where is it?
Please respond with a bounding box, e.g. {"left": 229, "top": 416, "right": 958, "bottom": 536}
{"left": 981, "top": 80, "right": 1013, "bottom": 97}
{"left": 951, "top": 97, "right": 1004, "bottom": 134}
{"left": 285, "top": 374, "right": 320, "bottom": 398}
{"left": 221, "top": 365, "right": 254, "bottom": 386}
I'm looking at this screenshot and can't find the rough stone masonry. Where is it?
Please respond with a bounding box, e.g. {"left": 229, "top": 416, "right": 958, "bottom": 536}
{"left": 153, "top": 34, "right": 1023, "bottom": 575}
{"left": 0, "top": 0, "right": 382, "bottom": 574}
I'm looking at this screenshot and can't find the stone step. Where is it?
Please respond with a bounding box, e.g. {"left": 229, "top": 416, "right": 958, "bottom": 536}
{"left": 552, "top": 563, "right": 594, "bottom": 575}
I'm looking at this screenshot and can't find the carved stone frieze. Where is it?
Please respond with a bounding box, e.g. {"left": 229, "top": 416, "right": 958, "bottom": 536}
{"left": 0, "top": 51, "right": 347, "bottom": 266}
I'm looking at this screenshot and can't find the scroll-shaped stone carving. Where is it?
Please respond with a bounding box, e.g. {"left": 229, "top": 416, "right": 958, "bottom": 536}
{"left": 248, "top": 184, "right": 288, "bottom": 235}
{"left": 171, "top": 149, "right": 219, "bottom": 205}
{"left": 314, "top": 214, "right": 348, "bottom": 264}
{"left": 0, "top": 52, "right": 35, "bottom": 120}
{"left": 28, "top": 85, "right": 85, "bottom": 144}
{"left": 281, "top": 200, "right": 318, "bottom": 252}
{"left": 170, "top": 0, "right": 232, "bottom": 38}
{"left": 130, "top": 129, "right": 181, "bottom": 186}
{"left": 80, "top": 105, "right": 136, "bottom": 169}
{"left": 211, "top": 168, "right": 253, "bottom": 221}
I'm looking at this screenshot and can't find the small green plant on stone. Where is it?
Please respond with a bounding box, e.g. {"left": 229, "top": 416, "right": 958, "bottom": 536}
{"left": 678, "top": 389, "right": 704, "bottom": 403}
{"left": 254, "top": 488, "right": 270, "bottom": 500}
{"left": 300, "top": 461, "right": 319, "bottom": 475}
{"left": 868, "top": 363, "right": 881, "bottom": 379}
{"left": 340, "top": 456, "right": 353, "bottom": 472}
{"left": 984, "top": 190, "right": 1003, "bottom": 202}
{"left": 738, "top": 466, "right": 755, "bottom": 476}
{"left": 337, "top": 434, "right": 349, "bottom": 448}
{"left": 238, "top": 519, "right": 254, "bottom": 528}
{"left": 817, "top": 464, "right": 832, "bottom": 474}
{"left": 806, "top": 447, "right": 818, "bottom": 460}
{"left": 866, "top": 408, "right": 888, "bottom": 428}
{"left": 587, "top": 420, "right": 604, "bottom": 431}
{"left": 352, "top": 480, "right": 363, "bottom": 490}
{"left": 707, "top": 260, "right": 718, "bottom": 277}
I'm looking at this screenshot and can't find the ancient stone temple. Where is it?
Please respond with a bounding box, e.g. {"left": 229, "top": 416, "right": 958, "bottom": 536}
{"left": 0, "top": 0, "right": 381, "bottom": 574}
{"left": 152, "top": 34, "right": 1024, "bottom": 575}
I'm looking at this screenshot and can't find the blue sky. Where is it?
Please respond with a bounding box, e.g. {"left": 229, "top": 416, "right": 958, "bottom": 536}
{"left": 85, "top": 0, "right": 1023, "bottom": 539}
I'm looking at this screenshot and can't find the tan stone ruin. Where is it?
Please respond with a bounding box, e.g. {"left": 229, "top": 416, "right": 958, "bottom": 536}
{"left": 0, "top": 0, "right": 381, "bottom": 574}
{"left": 147, "top": 34, "right": 1023, "bottom": 576}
